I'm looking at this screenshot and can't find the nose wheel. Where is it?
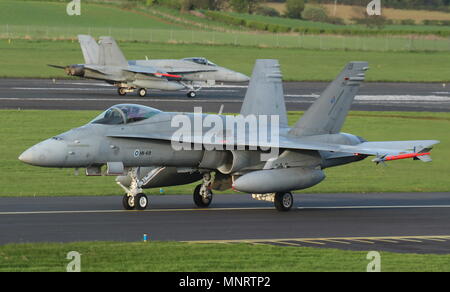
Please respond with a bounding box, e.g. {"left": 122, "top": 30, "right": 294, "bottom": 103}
{"left": 118, "top": 168, "right": 149, "bottom": 210}
{"left": 122, "top": 193, "right": 148, "bottom": 210}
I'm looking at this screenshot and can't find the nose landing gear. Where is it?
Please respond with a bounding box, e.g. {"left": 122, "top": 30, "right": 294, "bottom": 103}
{"left": 118, "top": 168, "right": 149, "bottom": 210}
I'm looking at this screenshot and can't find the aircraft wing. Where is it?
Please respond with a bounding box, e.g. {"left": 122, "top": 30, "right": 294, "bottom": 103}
{"left": 124, "top": 65, "right": 183, "bottom": 80}
{"left": 108, "top": 131, "right": 439, "bottom": 163}
{"left": 166, "top": 68, "right": 218, "bottom": 74}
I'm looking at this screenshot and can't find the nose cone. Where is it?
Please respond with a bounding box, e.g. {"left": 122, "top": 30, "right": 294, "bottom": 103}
{"left": 229, "top": 72, "right": 250, "bottom": 83}
{"left": 19, "top": 139, "right": 67, "bottom": 167}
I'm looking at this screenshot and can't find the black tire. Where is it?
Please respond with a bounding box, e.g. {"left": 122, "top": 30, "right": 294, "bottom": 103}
{"left": 135, "top": 193, "right": 148, "bottom": 210}
{"left": 187, "top": 91, "right": 196, "bottom": 98}
{"left": 274, "top": 192, "right": 293, "bottom": 212}
{"left": 138, "top": 88, "right": 147, "bottom": 97}
{"left": 118, "top": 88, "right": 127, "bottom": 96}
{"left": 122, "top": 194, "right": 135, "bottom": 210}
{"left": 193, "top": 184, "right": 213, "bottom": 208}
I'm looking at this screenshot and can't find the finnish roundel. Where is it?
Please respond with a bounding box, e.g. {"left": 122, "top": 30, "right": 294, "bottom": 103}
{"left": 134, "top": 150, "right": 140, "bottom": 158}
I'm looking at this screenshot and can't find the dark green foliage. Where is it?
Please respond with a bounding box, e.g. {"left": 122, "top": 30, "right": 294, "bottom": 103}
{"left": 301, "top": 6, "right": 328, "bottom": 22}
{"left": 255, "top": 6, "right": 281, "bottom": 17}
{"left": 230, "top": 0, "right": 263, "bottom": 14}
{"left": 311, "top": 0, "right": 450, "bottom": 12}
{"left": 204, "top": 10, "right": 247, "bottom": 26}
{"left": 353, "top": 15, "right": 389, "bottom": 29}
{"left": 285, "top": 0, "right": 305, "bottom": 19}
{"left": 400, "top": 19, "right": 416, "bottom": 25}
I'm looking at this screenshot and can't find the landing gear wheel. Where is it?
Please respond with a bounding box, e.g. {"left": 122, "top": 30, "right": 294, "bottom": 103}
{"left": 118, "top": 87, "right": 127, "bottom": 96}
{"left": 274, "top": 192, "right": 293, "bottom": 212}
{"left": 135, "top": 193, "right": 148, "bottom": 210}
{"left": 138, "top": 88, "right": 147, "bottom": 97}
{"left": 193, "top": 184, "right": 213, "bottom": 208}
{"left": 122, "top": 194, "right": 135, "bottom": 210}
{"left": 187, "top": 91, "right": 196, "bottom": 98}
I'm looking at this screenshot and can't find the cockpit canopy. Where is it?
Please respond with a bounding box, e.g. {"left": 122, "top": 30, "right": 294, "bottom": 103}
{"left": 91, "top": 104, "right": 161, "bottom": 125}
{"left": 182, "top": 57, "right": 217, "bottom": 67}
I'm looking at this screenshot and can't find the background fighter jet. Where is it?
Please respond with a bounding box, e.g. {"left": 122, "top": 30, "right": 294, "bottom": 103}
{"left": 21, "top": 60, "right": 439, "bottom": 211}
{"left": 49, "top": 35, "right": 249, "bottom": 98}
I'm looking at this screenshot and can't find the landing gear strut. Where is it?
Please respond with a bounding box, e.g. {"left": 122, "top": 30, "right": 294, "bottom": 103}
{"left": 181, "top": 81, "right": 202, "bottom": 99}
{"left": 118, "top": 168, "right": 149, "bottom": 210}
{"left": 193, "top": 173, "right": 213, "bottom": 208}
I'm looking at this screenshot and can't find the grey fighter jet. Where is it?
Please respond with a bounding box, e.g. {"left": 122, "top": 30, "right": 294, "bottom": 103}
{"left": 49, "top": 35, "right": 249, "bottom": 98}
{"left": 20, "top": 60, "right": 439, "bottom": 211}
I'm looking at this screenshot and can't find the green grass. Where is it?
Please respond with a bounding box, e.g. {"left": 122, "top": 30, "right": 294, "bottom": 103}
{"left": 225, "top": 11, "right": 450, "bottom": 35}
{"left": 0, "top": 110, "right": 448, "bottom": 197}
{"left": 1, "top": 1, "right": 449, "bottom": 52}
{"left": 1, "top": 39, "right": 450, "bottom": 82}
{"left": 0, "top": 0, "right": 182, "bottom": 29}
{"left": 1, "top": 241, "right": 449, "bottom": 271}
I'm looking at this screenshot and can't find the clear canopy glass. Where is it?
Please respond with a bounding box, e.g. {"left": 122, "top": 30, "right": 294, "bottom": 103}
{"left": 90, "top": 104, "right": 161, "bottom": 125}
{"left": 183, "top": 57, "right": 217, "bottom": 66}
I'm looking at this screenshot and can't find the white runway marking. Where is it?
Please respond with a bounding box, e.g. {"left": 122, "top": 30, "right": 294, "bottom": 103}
{"left": 1, "top": 205, "right": 449, "bottom": 216}
{"left": 11, "top": 87, "right": 115, "bottom": 91}
{"left": 297, "top": 205, "right": 450, "bottom": 210}
{"left": 286, "top": 94, "right": 450, "bottom": 101}
{"left": 3, "top": 90, "right": 450, "bottom": 105}
{"left": 0, "top": 97, "right": 245, "bottom": 103}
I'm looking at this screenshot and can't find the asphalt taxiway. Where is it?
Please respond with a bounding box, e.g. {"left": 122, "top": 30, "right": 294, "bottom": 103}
{"left": 1, "top": 78, "right": 450, "bottom": 112}
{"left": 1, "top": 192, "right": 449, "bottom": 254}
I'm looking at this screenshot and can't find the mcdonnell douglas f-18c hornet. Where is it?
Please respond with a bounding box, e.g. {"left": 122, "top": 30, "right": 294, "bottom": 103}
{"left": 49, "top": 35, "right": 249, "bottom": 98}
{"left": 20, "top": 60, "right": 439, "bottom": 211}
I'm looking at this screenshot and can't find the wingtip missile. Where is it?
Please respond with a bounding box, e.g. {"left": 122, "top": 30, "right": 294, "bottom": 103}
{"left": 372, "top": 152, "right": 432, "bottom": 164}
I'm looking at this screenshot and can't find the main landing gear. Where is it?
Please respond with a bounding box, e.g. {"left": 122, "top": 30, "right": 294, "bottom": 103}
{"left": 138, "top": 88, "right": 147, "bottom": 97}
{"left": 117, "top": 87, "right": 148, "bottom": 97}
{"left": 193, "top": 173, "right": 214, "bottom": 208}
{"left": 274, "top": 192, "right": 293, "bottom": 212}
{"left": 252, "top": 191, "right": 294, "bottom": 211}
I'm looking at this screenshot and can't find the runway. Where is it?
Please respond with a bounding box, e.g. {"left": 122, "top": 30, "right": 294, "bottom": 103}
{"left": 1, "top": 78, "right": 450, "bottom": 112}
{"left": 1, "top": 192, "right": 449, "bottom": 254}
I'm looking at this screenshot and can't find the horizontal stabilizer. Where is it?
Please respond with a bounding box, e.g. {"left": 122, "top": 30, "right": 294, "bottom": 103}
{"left": 47, "top": 64, "right": 66, "bottom": 69}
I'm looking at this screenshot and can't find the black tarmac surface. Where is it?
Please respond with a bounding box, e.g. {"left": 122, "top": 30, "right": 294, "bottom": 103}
{"left": 1, "top": 192, "right": 449, "bottom": 254}
{"left": 1, "top": 78, "right": 449, "bottom": 112}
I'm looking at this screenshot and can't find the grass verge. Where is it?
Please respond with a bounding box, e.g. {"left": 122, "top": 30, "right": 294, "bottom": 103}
{"left": 1, "top": 241, "right": 449, "bottom": 272}
{"left": 0, "top": 110, "right": 448, "bottom": 197}
{"left": 1, "top": 39, "right": 450, "bottom": 82}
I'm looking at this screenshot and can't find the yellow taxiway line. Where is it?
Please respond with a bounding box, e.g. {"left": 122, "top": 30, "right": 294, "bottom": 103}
{"left": 183, "top": 235, "right": 450, "bottom": 245}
